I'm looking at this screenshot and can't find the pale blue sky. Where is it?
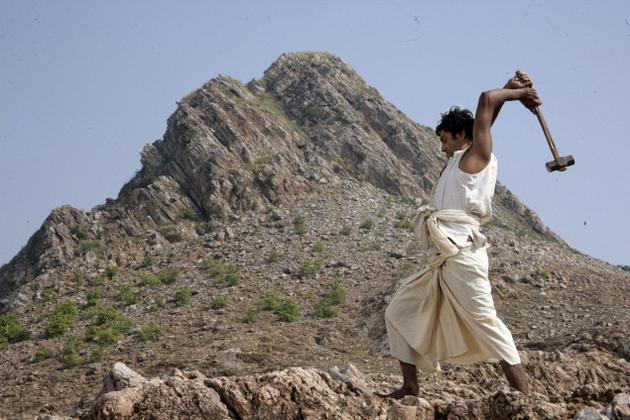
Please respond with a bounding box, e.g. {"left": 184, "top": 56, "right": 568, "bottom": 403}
{"left": 1, "top": 1, "right": 629, "bottom": 266}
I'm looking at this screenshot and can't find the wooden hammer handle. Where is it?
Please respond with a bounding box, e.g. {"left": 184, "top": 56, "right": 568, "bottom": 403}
{"left": 533, "top": 106, "right": 560, "bottom": 161}
{"left": 515, "top": 72, "right": 561, "bottom": 161}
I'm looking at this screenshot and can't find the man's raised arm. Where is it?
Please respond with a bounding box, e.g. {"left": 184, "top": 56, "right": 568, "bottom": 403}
{"left": 461, "top": 77, "right": 541, "bottom": 173}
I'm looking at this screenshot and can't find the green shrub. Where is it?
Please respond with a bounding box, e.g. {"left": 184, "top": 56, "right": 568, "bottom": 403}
{"left": 158, "top": 267, "right": 181, "bottom": 284}
{"left": 312, "top": 242, "right": 325, "bottom": 253}
{"left": 85, "top": 326, "right": 121, "bottom": 344}
{"left": 339, "top": 225, "right": 352, "bottom": 236}
{"left": 276, "top": 299, "right": 300, "bottom": 322}
{"left": 297, "top": 262, "right": 318, "bottom": 279}
{"left": 174, "top": 287, "right": 192, "bottom": 305}
{"left": 105, "top": 265, "right": 119, "bottom": 279}
{"left": 34, "top": 345, "right": 54, "bottom": 362}
{"left": 313, "top": 299, "right": 337, "bottom": 318}
{"left": 293, "top": 215, "right": 306, "bottom": 235}
{"left": 140, "top": 255, "right": 154, "bottom": 268}
{"left": 211, "top": 296, "right": 228, "bottom": 310}
{"left": 86, "top": 290, "right": 102, "bottom": 307}
{"left": 140, "top": 273, "right": 161, "bottom": 287}
{"left": 45, "top": 302, "right": 79, "bottom": 338}
{"left": 394, "top": 217, "right": 413, "bottom": 231}
{"left": 62, "top": 337, "right": 83, "bottom": 367}
{"left": 322, "top": 282, "right": 346, "bottom": 305}
{"left": 78, "top": 239, "right": 102, "bottom": 255}
{"left": 242, "top": 309, "right": 257, "bottom": 324}
{"left": 90, "top": 347, "right": 107, "bottom": 362}
{"left": 71, "top": 224, "right": 88, "bottom": 240}
{"left": 259, "top": 293, "right": 281, "bottom": 311}
{"left": 93, "top": 307, "right": 133, "bottom": 334}
{"left": 360, "top": 218, "right": 374, "bottom": 231}
{"left": 361, "top": 239, "right": 382, "bottom": 251}
{"left": 267, "top": 250, "right": 281, "bottom": 263}
{"left": 200, "top": 255, "right": 217, "bottom": 270}
{"left": 0, "top": 313, "right": 31, "bottom": 344}
{"left": 313, "top": 282, "right": 346, "bottom": 318}
{"left": 74, "top": 271, "right": 86, "bottom": 287}
{"left": 116, "top": 284, "right": 138, "bottom": 305}
{"left": 209, "top": 262, "right": 240, "bottom": 286}
{"left": 178, "top": 208, "right": 200, "bottom": 221}
{"left": 139, "top": 323, "right": 164, "bottom": 342}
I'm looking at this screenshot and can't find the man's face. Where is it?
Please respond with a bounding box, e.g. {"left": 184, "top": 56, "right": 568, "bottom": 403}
{"left": 438, "top": 130, "right": 467, "bottom": 158}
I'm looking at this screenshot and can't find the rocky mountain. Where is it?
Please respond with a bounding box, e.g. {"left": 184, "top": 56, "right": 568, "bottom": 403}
{"left": 0, "top": 52, "right": 627, "bottom": 419}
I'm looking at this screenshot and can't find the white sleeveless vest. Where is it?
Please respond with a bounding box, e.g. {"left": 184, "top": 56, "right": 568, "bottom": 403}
{"left": 430, "top": 148, "right": 497, "bottom": 246}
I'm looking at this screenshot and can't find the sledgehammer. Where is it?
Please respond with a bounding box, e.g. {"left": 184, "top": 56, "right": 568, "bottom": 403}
{"left": 516, "top": 70, "right": 575, "bottom": 172}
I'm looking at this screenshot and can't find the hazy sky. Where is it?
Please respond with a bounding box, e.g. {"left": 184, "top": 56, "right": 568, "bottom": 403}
{"left": 1, "top": 1, "right": 629, "bottom": 266}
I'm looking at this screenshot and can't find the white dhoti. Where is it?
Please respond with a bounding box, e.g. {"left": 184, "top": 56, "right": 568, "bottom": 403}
{"left": 385, "top": 206, "right": 521, "bottom": 372}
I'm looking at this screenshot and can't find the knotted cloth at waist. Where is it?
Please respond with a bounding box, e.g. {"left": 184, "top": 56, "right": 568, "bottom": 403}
{"left": 412, "top": 205, "right": 487, "bottom": 260}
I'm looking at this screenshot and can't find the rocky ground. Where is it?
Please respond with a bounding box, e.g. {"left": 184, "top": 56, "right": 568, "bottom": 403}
{"left": 0, "top": 181, "right": 628, "bottom": 419}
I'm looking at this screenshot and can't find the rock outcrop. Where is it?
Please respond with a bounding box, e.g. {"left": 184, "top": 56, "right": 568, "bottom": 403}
{"left": 83, "top": 341, "right": 630, "bottom": 420}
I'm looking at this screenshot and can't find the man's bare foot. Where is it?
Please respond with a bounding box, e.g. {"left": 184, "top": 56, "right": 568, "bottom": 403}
{"left": 376, "top": 385, "right": 419, "bottom": 399}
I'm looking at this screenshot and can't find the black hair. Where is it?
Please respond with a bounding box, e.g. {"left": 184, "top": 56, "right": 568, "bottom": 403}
{"left": 435, "top": 106, "right": 474, "bottom": 139}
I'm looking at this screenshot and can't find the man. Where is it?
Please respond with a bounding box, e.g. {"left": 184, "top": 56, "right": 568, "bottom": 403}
{"left": 379, "top": 72, "right": 541, "bottom": 399}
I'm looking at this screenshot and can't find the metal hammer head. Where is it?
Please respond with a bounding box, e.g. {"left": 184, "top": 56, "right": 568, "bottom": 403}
{"left": 546, "top": 155, "right": 575, "bottom": 172}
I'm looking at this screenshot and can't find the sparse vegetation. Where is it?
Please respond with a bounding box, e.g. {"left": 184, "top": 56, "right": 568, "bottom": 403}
{"left": 34, "top": 345, "right": 54, "bottom": 362}
{"left": 153, "top": 296, "right": 166, "bottom": 309}
{"left": 321, "top": 282, "right": 346, "bottom": 306}
{"left": 360, "top": 218, "right": 374, "bottom": 231}
{"left": 259, "top": 293, "right": 282, "bottom": 311}
{"left": 85, "top": 290, "right": 102, "bottom": 307}
{"left": 174, "top": 287, "right": 192, "bottom": 305}
{"left": 211, "top": 296, "right": 228, "bottom": 309}
{"left": 45, "top": 302, "right": 79, "bottom": 338}
{"left": 298, "top": 261, "right": 319, "bottom": 278}
{"left": 293, "top": 215, "right": 306, "bottom": 235}
{"left": 535, "top": 268, "right": 551, "bottom": 280}
{"left": 140, "top": 255, "right": 154, "bottom": 268}
{"left": 71, "top": 224, "right": 88, "bottom": 240}
{"left": 312, "top": 242, "right": 325, "bottom": 253}
{"left": 74, "top": 271, "right": 86, "bottom": 288}
{"left": 0, "top": 313, "right": 31, "bottom": 345}
{"left": 85, "top": 308, "right": 133, "bottom": 345}
{"left": 93, "top": 307, "right": 133, "bottom": 335}
{"left": 242, "top": 309, "right": 257, "bottom": 324}
{"left": 203, "top": 257, "right": 240, "bottom": 286}
{"left": 267, "top": 250, "right": 281, "bottom": 263}
{"left": 78, "top": 239, "right": 102, "bottom": 255}
{"left": 259, "top": 293, "right": 300, "bottom": 322}
{"left": 178, "top": 208, "right": 201, "bottom": 222}
{"left": 92, "top": 274, "right": 106, "bottom": 286}
{"left": 85, "top": 325, "right": 120, "bottom": 344}
{"left": 339, "top": 225, "right": 352, "bottom": 236}
{"left": 105, "top": 265, "right": 119, "bottom": 279}
{"left": 140, "top": 273, "right": 161, "bottom": 287}
{"left": 139, "top": 323, "right": 164, "bottom": 342}
{"left": 394, "top": 212, "right": 413, "bottom": 231}
{"left": 406, "top": 239, "right": 421, "bottom": 254}
{"left": 158, "top": 267, "right": 181, "bottom": 284}
{"left": 61, "top": 337, "right": 83, "bottom": 366}
{"left": 276, "top": 299, "right": 300, "bottom": 322}
{"left": 361, "top": 239, "right": 382, "bottom": 251}
{"left": 314, "top": 299, "right": 337, "bottom": 318}
{"left": 90, "top": 347, "right": 107, "bottom": 362}
{"left": 116, "top": 284, "right": 138, "bottom": 305}
{"left": 159, "top": 224, "right": 183, "bottom": 242}
{"left": 314, "top": 282, "right": 346, "bottom": 318}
